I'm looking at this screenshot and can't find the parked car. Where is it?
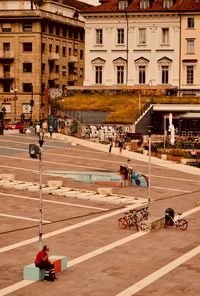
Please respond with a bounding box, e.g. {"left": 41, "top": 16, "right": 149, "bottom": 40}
{"left": 4, "top": 122, "right": 24, "bottom": 132}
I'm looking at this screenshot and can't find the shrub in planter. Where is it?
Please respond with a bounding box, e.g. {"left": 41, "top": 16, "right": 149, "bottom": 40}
{"left": 151, "top": 144, "right": 158, "bottom": 152}
{"left": 170, "top": 149, "right": 184, "bottom": 157}
{"left": 188, "top": 162, "right": 200, "bottom": 168}
{"left": 183, "top": 151, "right": 193, "bottom": 159}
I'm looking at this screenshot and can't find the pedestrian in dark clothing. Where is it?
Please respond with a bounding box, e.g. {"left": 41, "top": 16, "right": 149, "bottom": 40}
{"left": 109, "top": 140, "right": 113, "bottom": 153}
{"left": 49, "top": 125, "right": 53, "bottom": 138}
{"left": 126, "top": 159, "right": 133, "bottom": 181}
{"left": 118, "top": 140, "right": 123, "bottom": 155}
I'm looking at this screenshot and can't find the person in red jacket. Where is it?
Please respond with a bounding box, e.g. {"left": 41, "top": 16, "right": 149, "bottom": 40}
{"left": 35, "top": 245, "right": 56, "bottom": 281}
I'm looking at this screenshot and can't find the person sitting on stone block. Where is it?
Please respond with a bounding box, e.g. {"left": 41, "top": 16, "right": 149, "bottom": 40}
{"left": 35, "top": 245, "right": 56, "bottom": 281}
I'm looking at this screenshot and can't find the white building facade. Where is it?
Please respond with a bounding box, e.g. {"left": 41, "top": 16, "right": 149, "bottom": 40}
{"left": 82, "top": 0, "right": 200, "bottom": 96}
{"left": 83, "top": 11, "right": 180, "bottom": 88}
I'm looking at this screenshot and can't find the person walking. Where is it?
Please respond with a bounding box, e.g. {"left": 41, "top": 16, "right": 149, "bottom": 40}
{"left": 118, "top": 140, "right": 123, "bottom": 155}
{"left": 126, "top": 159, "right": 133, "bottom": 182}
{"left": 49, "top": 125, "right": 53, "bottom": 138}
{"left": 35, "top": 245, "right": 56, "bottom": 281}
{"left": 108, "top": 140, "right": 113, "bottom": 153}
{"left": 42, "top": 121, "right": 48, "bottom": 133}
{"left": 35, "top": 122, "right": 40, "bottom": 136}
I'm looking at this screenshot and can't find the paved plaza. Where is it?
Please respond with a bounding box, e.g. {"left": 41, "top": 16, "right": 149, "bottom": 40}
{"left": 0, "top": 132, "right": 199, "bottom": 296}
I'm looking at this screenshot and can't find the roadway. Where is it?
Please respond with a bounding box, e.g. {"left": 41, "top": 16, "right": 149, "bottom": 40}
{"left": 0, "top": 132, "right": 199, "bottom": 296}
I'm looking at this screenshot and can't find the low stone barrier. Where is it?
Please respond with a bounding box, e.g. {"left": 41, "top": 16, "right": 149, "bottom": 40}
{"left": 0, "top": 174, "right": 15, "bottom": 181}
{"left": 97, "top": 187, "right": 113, "bottom": 196}
{"left": 47, "top": 180, "right": 63, "bottom": 189}
{"left": 161, "top": 154, "right": 167, "bottom": 160}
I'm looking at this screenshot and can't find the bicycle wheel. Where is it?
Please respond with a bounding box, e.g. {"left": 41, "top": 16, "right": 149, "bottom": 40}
{"left": 118, "top": 217, "right": 128, "bottom": 229}
{"left": 177, "top": 219, "right": 188, "bottom": 230}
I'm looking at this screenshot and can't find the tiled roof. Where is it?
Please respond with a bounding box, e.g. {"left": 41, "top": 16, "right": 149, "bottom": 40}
{"left": 82, "top": 0, "right": 200, "bottom": 13}
{"left": 53, "top": 0, "right": 93, "bottom": 11}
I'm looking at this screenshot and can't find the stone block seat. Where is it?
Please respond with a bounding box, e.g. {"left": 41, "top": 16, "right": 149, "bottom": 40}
{"left": 138, "top": 216, "right": 165, "bottom": 232}
{"left": 23, "top": 255, "right": 67, "bottom": 281}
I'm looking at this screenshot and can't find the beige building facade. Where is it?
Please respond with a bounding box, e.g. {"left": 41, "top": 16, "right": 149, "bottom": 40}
{"left": 0, "top": 0, "right": 90, "bottom": 123}
{"left": 180, "top": 13, "right": 200, "bottom": 95}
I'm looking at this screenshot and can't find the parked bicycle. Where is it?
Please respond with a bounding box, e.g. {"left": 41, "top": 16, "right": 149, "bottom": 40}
{"left": 118, "top": 207, "right": 149, "bottom": 230}
{"left": 164, "top": 212, "right": 188, "bottom": 230}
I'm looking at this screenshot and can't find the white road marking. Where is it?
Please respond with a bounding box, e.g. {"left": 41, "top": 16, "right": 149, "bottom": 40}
{"left": 0, "top": 164, "right": 37, "bottom": 172}
{"left": 68, "top": 232, "right": 145, "bottom": 267}
{"left": 0, "top": 203, "right": 142, "bottom": 254}
{"left": 0, "top": 192, "right": 108, "bottom": 211}
{"left": 152, "top": 174, "right": 200, "bottom": 183}
{"left": 152, "top": 186, "right": 191, "bottom": 193}
{"left": 0, "top": 232, "right": 146, "bottom": 296}
{"left": 0, "top": 280, "right": 35, "bottom": 296}
{"left": 115, "top": 245, "right": 200, "bottom": 296}
{"left": 0, "top": 213, "right": 50, "bottom": 223}
{"left": 0, "top": 145, "right": 165, "bottom": 169}
{"left": 1, "top": 206, "right": 200, "bottom": 296}
{"left": 177, "top": 206, "right": 200, "bottom": 219}
{"left": 0, "top": 155, "right": 109, "bottom": 172}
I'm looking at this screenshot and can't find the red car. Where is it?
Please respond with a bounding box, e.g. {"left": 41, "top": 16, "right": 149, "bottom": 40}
{"left": 4, "top": 122, "right": 24, "bottom": 130}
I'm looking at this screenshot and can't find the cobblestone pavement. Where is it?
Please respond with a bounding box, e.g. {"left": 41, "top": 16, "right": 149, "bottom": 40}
{"left": 0, "top": 132, "right": 199, "bottom": 296}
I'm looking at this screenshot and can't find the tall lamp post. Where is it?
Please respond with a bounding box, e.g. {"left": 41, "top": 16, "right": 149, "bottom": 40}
{"left": 29, "top": 131, "right": 44, "bottom": 250}
{"left": 148, "top": 128, "right": 152, "bottom": 217}
{"left": 38, "top": 132, "right": 44, "bottom": 250}
{"left": 11, "top": 88, "right": 18, "bottom": 122}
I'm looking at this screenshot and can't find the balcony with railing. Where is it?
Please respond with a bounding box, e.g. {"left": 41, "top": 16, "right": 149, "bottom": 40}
{"left": 0, "top": 51, "right": 14, "bottom": 60}
{"left": 68, "top": 55, "right": 78, "bottom": 63}
{"left": 0, "top": 71, "right": 14, "bottom": 79}
{"left": 48, "top": 52, "right": 60, "bottom": 60}
{"left": 49, "top": 73, "right": 60, "bottom": 80}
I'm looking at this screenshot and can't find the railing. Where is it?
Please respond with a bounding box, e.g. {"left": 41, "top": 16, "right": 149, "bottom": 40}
{"left": 49, "top": 73, "right": 59, "bottom": 80}
{"left": 134, "top": 100, "right": 152, "bottom": 122}
{"left": 48, "top": 52, "right": 59, "bottom": 60}
{"left": 0, "top": 51, "right": 14, "bottom": 59}
{"left": 68, "top": 55, "right": 78, "bottom": 63}
{"left": 0, "top": 72, "right": 14, "bottom": 79}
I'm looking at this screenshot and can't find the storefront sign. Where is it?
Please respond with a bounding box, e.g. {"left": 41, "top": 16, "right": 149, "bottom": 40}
{"left": 0, "top": 95, "right": 17, "bottom": 102}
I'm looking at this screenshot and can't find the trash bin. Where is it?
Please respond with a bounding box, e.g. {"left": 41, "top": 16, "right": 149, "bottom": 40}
{"left": 165, "top": 208, "right": 174, "bottom": 226}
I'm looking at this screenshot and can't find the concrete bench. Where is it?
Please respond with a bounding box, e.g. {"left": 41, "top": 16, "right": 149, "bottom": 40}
{"left": 23, "top": 255, "right": 67, "bottom": 281}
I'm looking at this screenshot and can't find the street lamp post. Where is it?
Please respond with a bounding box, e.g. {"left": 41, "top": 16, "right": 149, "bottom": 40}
{"left": 148, "top": 128, "right": 152, "bottom": 217}
{"left": 163, "top": 115, "right": 167, "bottom": 149}
{"left": 29, "top": 132, "right": 44, "bottom": 250}
{"left": 11, "top": 88, "right": 18, "bottom": 122}
{"left": 38, "top": 132, "right": 44, "bottom": 250}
